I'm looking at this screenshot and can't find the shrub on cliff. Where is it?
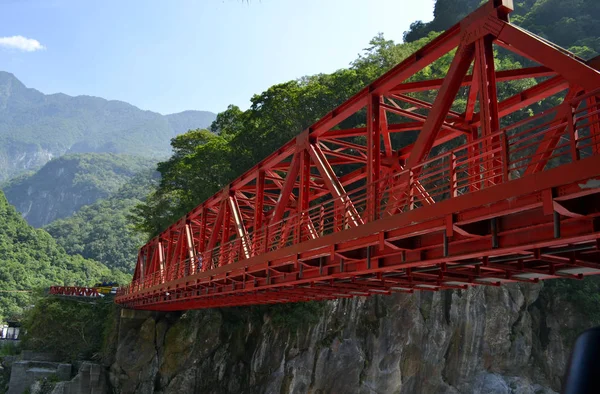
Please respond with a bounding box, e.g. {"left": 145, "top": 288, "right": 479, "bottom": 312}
{"left": 20, "top": 293, "right": 116, "bottom": 362}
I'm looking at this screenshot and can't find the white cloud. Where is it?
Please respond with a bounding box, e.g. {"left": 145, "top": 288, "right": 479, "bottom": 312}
{"left": 0, "top": 35, "right": 45, "bottom": 52}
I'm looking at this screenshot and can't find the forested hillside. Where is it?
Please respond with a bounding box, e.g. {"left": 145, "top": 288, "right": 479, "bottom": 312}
{"left": 404, "top": 0, "right": 599, "bottom": 57}
{"left": 0, "top": 191, "right": 129, "bottom": 322}
{"left": 135, "top": 0, "right": 599, "bottom": 236}
{"left": 0, "top": 71, "right": 215, "bottom": 182}
{"left": 2, "top": 153, "right": 157, "bottom": 227}
{"left": 45, "top": 169, "right": 159, "bottom": 273}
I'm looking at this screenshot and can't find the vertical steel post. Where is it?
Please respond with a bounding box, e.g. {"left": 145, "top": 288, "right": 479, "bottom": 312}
{"left": 157, "top": 238, "right": 165, "bottom": 284}
{"left": 587, "top": 96, "right": 600, "bottom": 154}
{"left": 491, "top": 218, "right": 499, "bottom": 249}
{"left": 207, "top": 200, "right": 226, "bottom": 269}
{"left": 566, "top": 103, "right": 579, "bottom": 162}
{"left": 367, "top": 94, "right": 382, "bottom": 222}
{"left": 409, "top": 170, "right": 416, "bottom": 210}
{"left": 553, "top": 211, "right": 561, "bottom": 239}
{"left": 198, "top": 207, "right": 207, "bottom": 272}
{"left": 381, "top": 102, "right": 392, "bottom": 157}
{"left": 467, "top": 127, "right": 479, "bottom": 192}
{"left": 501, "top": 132, "right": 510, "bottom": 183}
{"left": 475, "top": 36, "right": 500, "bottom": 187}
{"left": 254, "top": 170, "right": 265, "bottom": 254}
{"left": 220, "top": 201, "right": 232, "bottom": 267}
{"left": 298, "top": 149, "right": 311, "bottom": 241}
{"left": 450, "top": 153, "right": 458, "bottom": 197}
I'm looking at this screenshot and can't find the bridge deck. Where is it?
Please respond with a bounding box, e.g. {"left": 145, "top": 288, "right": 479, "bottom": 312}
{"left": 115, "top": 0, "right": 600, "bottom": 311}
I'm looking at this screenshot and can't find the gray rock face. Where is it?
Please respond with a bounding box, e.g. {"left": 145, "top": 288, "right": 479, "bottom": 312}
{"left": 50, "top": 362, "right": 109, "bottom": 394}
{"left": 0, "top": 142, "right": 55, "bottom": 183}
{"left": 109, "top": 283, "right": 593, "bottom": 394}
{"left": 7, "top": 361, "right": 65, "bottom": 394}
{"left": 6, "top": 355, "right": 107, "bottom": 394}
{"left": 2, "top": 153, "right": 157, "bottom": 227}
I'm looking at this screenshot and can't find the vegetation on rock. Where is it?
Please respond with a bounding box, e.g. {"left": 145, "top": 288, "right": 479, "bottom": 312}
{"left": 44, "top": 169, "right": 159, "bottom": 273}
{"left": 2, "top": 153, "right": 158, "bottom": 227}
{"left": 0, "top": 191, "right": 129, "bottom": 322}
{"left": 20, "top": 293, "right": 118, "bottom": 361}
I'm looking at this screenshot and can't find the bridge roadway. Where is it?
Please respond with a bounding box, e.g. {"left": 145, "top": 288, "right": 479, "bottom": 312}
{"left": 115, "top": 0, "right": 600, "bottom": 311}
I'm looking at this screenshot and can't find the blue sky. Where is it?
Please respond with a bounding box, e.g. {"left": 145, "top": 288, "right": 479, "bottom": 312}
{"left": 0, "top": 0, "right": 434, "bottom": 115}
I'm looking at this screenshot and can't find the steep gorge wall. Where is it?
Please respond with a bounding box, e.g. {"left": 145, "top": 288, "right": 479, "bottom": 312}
{"left": 109, "top": 283, "right": 592, "bottom": 394}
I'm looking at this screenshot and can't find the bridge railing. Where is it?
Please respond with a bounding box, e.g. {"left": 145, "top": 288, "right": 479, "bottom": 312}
{"left": 119, "top": 89, "right": 600, "bottom": 297}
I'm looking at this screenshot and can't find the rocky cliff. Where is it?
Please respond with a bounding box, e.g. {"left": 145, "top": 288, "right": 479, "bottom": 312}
{"left": 2, "top": 153, "right": 157, "bottom": 227}
{"left": 109, "top": 281, "right": 595, "bottom": 394}
{"left": 0, "top": 141, "right": 55, "bottom": 184}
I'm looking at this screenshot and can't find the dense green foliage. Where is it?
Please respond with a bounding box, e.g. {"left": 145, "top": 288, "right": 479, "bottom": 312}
{"left": 509, "top": 0, "right": 600, "bottom": 57}
{"left": 404, "top": 0, "right": 482, "bottom": 43}
{"left": 404, "top": 0, "right": 599, "bottom": 57}
{"left": 2, "top": 153, "right": 157, "bottom": 227}
{"left": 45, "top": 170, "right": 159, "bottom": 273}
{"left": 0, "top": 191, "right": 129, "bottom": 322}
{"left": 0, "top": 71, "right": 215, "bottom": 182}
{"left": 20, "top": 293, "right": 117, "bottom": 361}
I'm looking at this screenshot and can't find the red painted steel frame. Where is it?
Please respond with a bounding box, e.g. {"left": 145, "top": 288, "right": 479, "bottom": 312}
{"left": 50, "top": 286, "right": 100, "bottom": 298}
{"left": 116, "top": 0, "right": 600, "bottom": 311}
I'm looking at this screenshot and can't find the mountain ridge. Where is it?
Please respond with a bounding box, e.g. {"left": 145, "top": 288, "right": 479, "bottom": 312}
{"left": 44, "top": 168, "right": 158, "bottom": 273}
{"left": 1, "top": 153, "right": 157, "bottom": 227}
{"left": 0, "top": 71, "right": 216, "bottom": 181}
{"left": 0, "top": 71, "right": 211, "bottom": 117}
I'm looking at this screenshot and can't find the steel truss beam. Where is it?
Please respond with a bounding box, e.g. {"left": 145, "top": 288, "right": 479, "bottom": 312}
{"left": 117, "top": 0, "right": 600, "bottom": 311}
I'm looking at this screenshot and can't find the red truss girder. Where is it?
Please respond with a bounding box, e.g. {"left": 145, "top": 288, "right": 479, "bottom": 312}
{"left": 50, "top": 286, "right": 100, "bottom": 298}
{"left": 117, "top": 0, "right": 600, "bottom": 311}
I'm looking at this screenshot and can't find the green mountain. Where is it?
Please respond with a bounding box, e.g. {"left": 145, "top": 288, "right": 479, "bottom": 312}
{"left": 44, "top": 169, "right": 158, "bottom": 273}
{"left": 1, "top": 153, "right": 157, "bottom": 227}
{"left": 0, "top": 71, "right": 216, "bottom": 182}
{"left": 0, "top": 190, "right": 129, "bottom": 322}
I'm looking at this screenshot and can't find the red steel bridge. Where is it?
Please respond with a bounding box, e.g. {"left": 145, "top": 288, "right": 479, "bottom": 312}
{"left": 49, "top": 286, "right": 101, "bottom": 298}
{"left": 115, "top": 0, "right": 600, "bottom": 312}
